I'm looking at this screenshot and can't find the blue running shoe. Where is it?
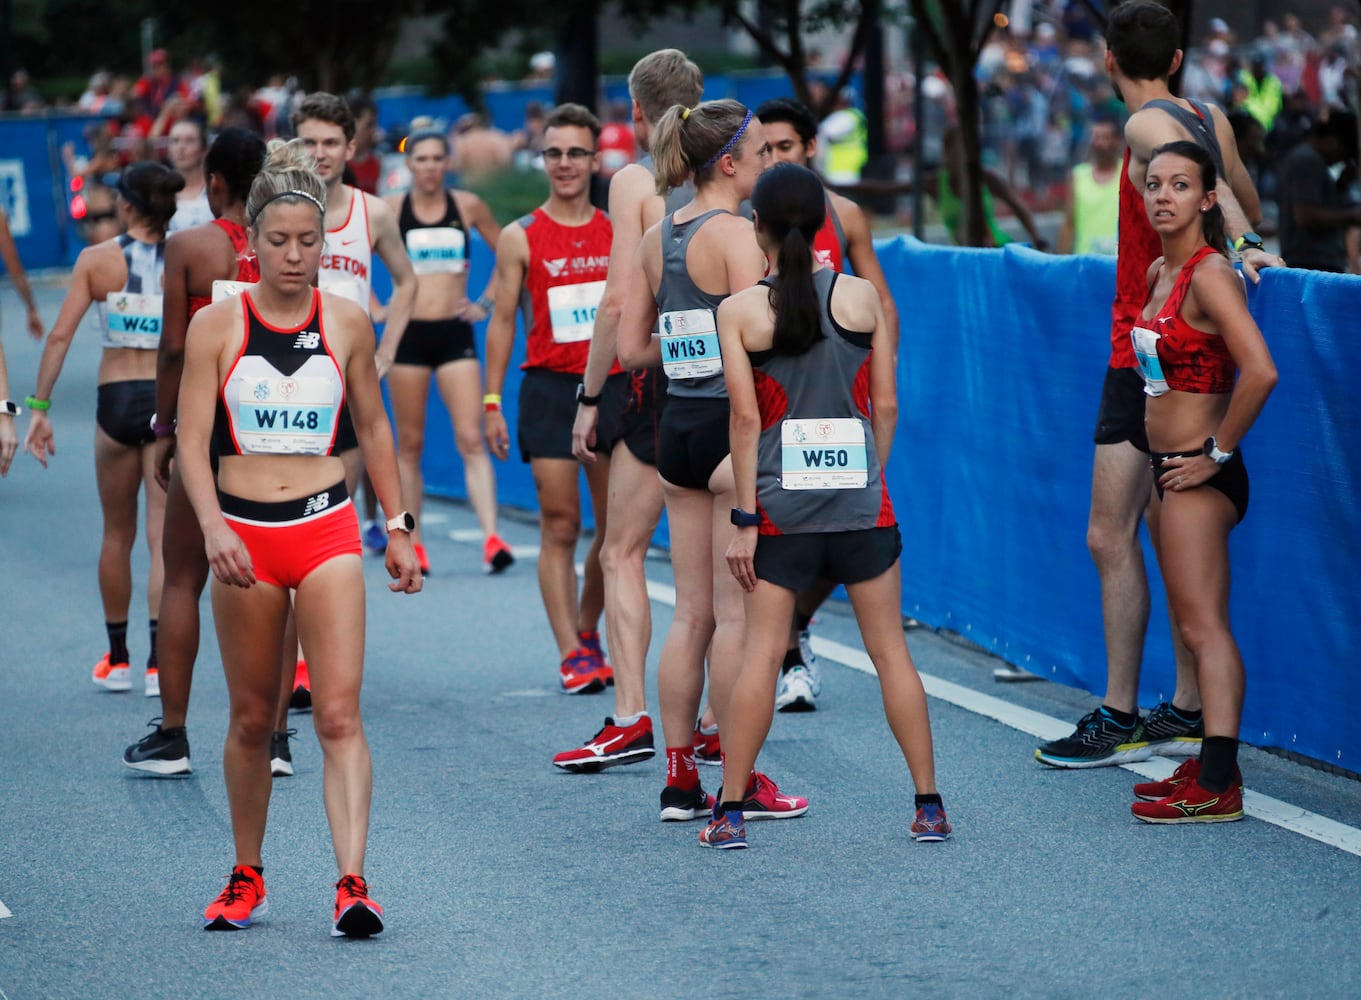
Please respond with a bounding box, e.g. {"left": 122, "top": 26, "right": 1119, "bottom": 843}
{"left": 699, "top": 809, "right": 747, "bottom": 849}
{"left": 910, "top": 803, "right": 952, "bottom": 842}
{"left": 361, "top": 519, "right": 387, "bottom": 555}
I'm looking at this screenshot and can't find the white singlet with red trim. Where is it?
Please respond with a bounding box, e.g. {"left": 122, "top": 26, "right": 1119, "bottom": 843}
{"left": 319, "top": 185, "right": 372, "bottom": 314}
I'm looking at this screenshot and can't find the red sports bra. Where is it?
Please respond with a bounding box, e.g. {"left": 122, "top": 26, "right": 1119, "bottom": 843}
{"left": 187, "top": 219, "right": 260, "bottom": 318}
{"left": 1132, "top": 245, "right": 1236, "bottom": 395}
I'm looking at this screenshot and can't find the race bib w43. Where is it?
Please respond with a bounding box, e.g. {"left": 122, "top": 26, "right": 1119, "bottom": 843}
{"left": 105, "top": 293, "right": 163, "bottom": 349}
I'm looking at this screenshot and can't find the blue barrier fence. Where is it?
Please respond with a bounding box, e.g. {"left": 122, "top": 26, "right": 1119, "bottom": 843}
{"left": 401, "top": 235, "right": 1361, "bottom": 771}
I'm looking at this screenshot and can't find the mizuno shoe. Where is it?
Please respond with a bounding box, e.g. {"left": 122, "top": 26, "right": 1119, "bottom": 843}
{"left": 553, "top": 716, "right": 655, "bottom": 772}
{"left": 909, "top": 803, "right": 953, "bottom": 842}
{"left": 204, "top": 866, "right": 267, "bottom": 930}
{"left": 699, "top": 809, "right": 748, "bottom": 850}
{"left": 692, "top": 723, "right": 722, "bottom": 766}
{"left": 1131, "top": 775, "right": 1244, "bottom": 824}
{"left": 739, "top": 771, "right": 808, "bottom": 820}
{"left": 659, "top": 782, "right": 715, "bottom": 822}
{"left": 560, "top": 647, "right": 608, "bottom": 694}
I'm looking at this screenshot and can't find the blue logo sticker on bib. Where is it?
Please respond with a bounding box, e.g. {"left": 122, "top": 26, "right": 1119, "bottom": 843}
{"left": 781, "top": 418, "right": 868, "bottom": 490}
{"left": 104, "top": 292, "right": 163, "bottom": 349}
{"left": 659, "top": 308, "right": 722, "bottom": 379}
{"left": 1130, "top": 325, "right": 1170, "bottom": 397}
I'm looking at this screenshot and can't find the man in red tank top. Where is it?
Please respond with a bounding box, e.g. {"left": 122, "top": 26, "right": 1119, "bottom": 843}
{"left": 1037, "top": 0, "right": 1283, "bottom": 770}
{"left": 484, "top": 104, "right": 620, "bottom": 696}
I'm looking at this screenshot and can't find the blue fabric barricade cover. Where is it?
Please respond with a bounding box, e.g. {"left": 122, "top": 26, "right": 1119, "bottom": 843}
{"left": 876, "top": 236, "right": 1360, "bottom": 771}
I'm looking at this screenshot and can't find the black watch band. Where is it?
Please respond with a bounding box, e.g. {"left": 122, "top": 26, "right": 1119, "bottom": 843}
{"left": 730, "top": 507, "right": 760, "bottom": 528}
{"left": 576, "top": 384, "right": 602, "bottom": 407}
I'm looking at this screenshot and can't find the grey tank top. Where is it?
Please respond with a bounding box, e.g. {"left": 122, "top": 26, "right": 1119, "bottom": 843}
{"left": 656, "top": 208, "right": 733, "bottom": 399}
{"left": 1143, "top": 98, "right": 1227, "bottom": 179}
{"left": 636, "top": 153, "right": 695, "bottom": 214}
{"left": 752, "top": 268, "right": 890, "bottom": 534}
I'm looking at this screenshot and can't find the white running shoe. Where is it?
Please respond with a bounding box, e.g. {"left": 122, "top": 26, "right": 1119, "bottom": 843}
{"left": 775, "top": 665, "right": 817, "bottom": 712}
{"left": 797, "top": 629, "right": 822, "bottom": 696}
{"left": 145, "top": 668, "right": 160, "bottom": 698}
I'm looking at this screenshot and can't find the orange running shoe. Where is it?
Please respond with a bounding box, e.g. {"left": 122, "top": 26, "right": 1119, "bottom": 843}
{"left": 92, "top": 653, "right": 131, "bottom": 692}
{"left": 290, "top": 658, "right": 312, "bottom": 712}
{"left": 413, "top": 543, "right": 431, "bottom": 576}
{"left": 483, "top": 534, "right": 515, "bottom": 574}
{"left": 204, "top": 865, "right": 267, "bottom": 930}
{"left": 144, "top": 667, "right": 160, "bottom": 698}
{"left": 332, "top": 873, "right": 384, "bottom": 938}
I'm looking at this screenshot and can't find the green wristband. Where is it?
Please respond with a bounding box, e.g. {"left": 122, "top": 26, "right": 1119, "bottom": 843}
{"left": 24, "top": 395, "right": 50, "bottom": 411}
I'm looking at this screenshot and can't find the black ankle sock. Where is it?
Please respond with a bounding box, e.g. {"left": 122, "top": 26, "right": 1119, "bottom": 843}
{"left": 148, "top": 619, "right": 158, "bottom": 668}
{"left": 1199, "top": 736, "right": 1239, "bottom": 792}
{"left": 718, "top": 801, "right": 745, "bottom": 816}
{"left": 1170, "top": 702, "right": 1202, "bottom": 723}
{"left": 795, "top": 612, "right": 813, "bottom": 632}
{"left": 106, "top": 621, "right": 129, "bottom": 664}
{"left": 914, "top": 793, "right": 942, "bottom": 808}
{"left": 1101, "top": 705, "right": 1138, "bottom": 728}
{"left": 781, "top": 648, "right": 804, "bottom": 671}
{"left": 249, "top": 865, "right": 263, "bottom": 876}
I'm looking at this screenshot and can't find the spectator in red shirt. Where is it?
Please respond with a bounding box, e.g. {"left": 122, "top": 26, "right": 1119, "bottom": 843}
{"left": 134, "top": 49, "right": 189, "bottom": 117}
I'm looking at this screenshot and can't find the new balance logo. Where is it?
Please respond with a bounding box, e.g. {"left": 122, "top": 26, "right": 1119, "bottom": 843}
{"left": 294, "top": 331, "right": 321, "bottom": 350}
{"left": 302, "top": 492, "right": 331, "bottom": 516}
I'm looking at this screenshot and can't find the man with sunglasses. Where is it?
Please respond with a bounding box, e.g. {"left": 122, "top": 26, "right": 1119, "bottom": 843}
{"left": 484, "top": 103, "right": 624, "bottom": 694}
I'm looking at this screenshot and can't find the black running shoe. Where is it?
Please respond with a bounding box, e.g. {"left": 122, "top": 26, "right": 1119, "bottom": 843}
{"left": 271, "top": 729, "right": 297, "bottom": 778}
{"left": 1034, "top": 708, "right": 1150, "bottom": 768}
{"left": 659, "top": 783, "right": 715, "bottom": 822}
{"left": 123, "top": 718, "right": 191, "bottom": 776}
{"left": 1140, "top": 702, "right": 1204, "bottom": 757}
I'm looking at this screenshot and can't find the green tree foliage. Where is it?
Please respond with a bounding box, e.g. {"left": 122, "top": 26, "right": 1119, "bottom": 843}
{"left": 9, "top": 0, "right": 157, "bottom": 84}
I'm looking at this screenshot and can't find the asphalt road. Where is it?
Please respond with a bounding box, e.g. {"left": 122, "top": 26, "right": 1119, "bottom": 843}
{"left": 1, "top": 280, "right": 1358, "bottom": 999}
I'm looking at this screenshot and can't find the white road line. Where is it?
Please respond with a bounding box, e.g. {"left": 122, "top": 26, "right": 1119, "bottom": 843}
{"left": 0, "top": 899, "right": 11, "bottom": 918}
{"left": 642, "top": 577, "right": 1361, "bottom": 859}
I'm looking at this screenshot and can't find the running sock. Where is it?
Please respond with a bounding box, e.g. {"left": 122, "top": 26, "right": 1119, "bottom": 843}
{"left": 1101, "top": 705, "right": 1138, "bottom": 729}
{"left": 781, "top": 648, "right": 804, "bottom": 672}
{"left": 1199, "top": 736, "right": 1239, "bottom": 793}
{"left": 613, "top": 712, "right": 646, "bottom": 728}
{"left": 148, "top": 619, "right": 158, "bottom": 669}
{"left": 1169, "top": 703, "right": 1203, "bottom": 724}
{"left": 914, "top": 793, "right": 943, "bottom": 808}
{"left": 248, "top": 865, "right": 263, "bottom": 876}
{"left": 106, "top": 621, "right": 129, "bottom": 665}
{"left": 718, "top": 801, "right": 745, "bottom": 815}
{"left": 665, "top": 747, "right": 699, "bottom": 789}
{"left": 795, "top": 611, "right": 813, "bottom": 632}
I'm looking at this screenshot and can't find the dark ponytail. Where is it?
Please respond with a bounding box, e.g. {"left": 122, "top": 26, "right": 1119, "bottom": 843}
{"left": 1150, "top": 140, "right": 1230, "bottom": 257}
{"left": 751, "top": 162, "right": 827, "bottom": 356}
{"left": 117, "top": 160, "right": 185, "bottom": 237}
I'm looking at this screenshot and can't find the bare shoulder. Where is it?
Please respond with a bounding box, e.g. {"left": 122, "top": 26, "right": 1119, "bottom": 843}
{"left": 827, "top": 190, "right": 868, "bottom": 229}
{"left": 1190, "top": 251, "right": 1241, "bottom": 292}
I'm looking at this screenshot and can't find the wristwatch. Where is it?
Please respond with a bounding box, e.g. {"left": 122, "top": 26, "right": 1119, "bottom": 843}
{"left": 730, "top": 507, "right": 761, "bottom": 528}
{"left": 1233, "top": 232, "right": 1265, "bottom": 253}
{"left": 0, "top": 400, "right": 19, "bottom": 416}
{"left": 386, "top": 511, "right": 416, "bottom": 533}
{"left": 1203, "top": 436, "right": 1234, "bottom": 464}
{"left": 576, "top": 384, "right": 602, "bottom": 407}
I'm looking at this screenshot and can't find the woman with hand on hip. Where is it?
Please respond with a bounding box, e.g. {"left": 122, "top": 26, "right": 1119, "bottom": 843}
{"left": 1128, "top": 140, "right": 1277, "bottom": 824}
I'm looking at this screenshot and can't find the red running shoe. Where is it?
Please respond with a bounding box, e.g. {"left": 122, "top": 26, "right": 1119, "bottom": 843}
{"left": 92, "top": 652, "right": 131, "bottom": 692}
{"left": 560, "top": 647, "right": 608, "bottom": 694}
{"left": 909, "top": 803, "right": 953, "bottom": 842}
{"left": 1131, "top": 774, "right": 1244, "bottom": 824}
{"left": 699, "top": 809, "right": 748, "bottom": 849}
{"left": 483, "top": 534, "right": 515, "bottom": 574}
{"left": 290, "top": 658, "right": 312, "bottom": 712}
{"left": 332, "top": 873, "right": 384, "bottom": 938}
{"left": 577, "top": 631, "right": 614, "bottom": 686}
{"left": 740, "top": 771, "right": 808, "bottom": 820}
{"left": 693, "top": 724, "right": 722, "bottom": 766}
{"left": 204, "top": 865, "right": 268, "bottom": 930}
{"left": 553, "top": 716, "right": 655, "bottom": 772}
{"left": 1134, "top": 757, "right": 1200, "bottom": 801}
